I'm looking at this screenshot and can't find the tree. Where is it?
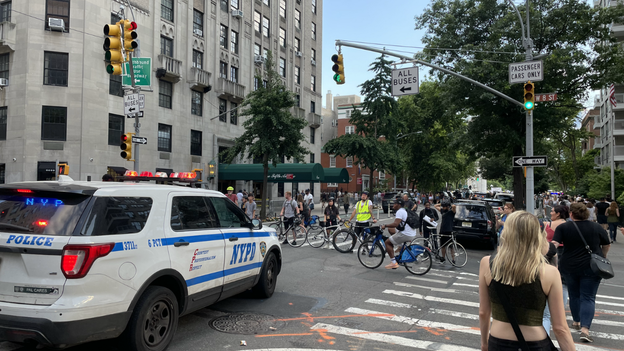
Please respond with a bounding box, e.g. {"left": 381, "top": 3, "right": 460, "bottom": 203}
{"left": 323, "top": 55, "right": 402, "bottom": 188}
{"left": 586, "top": 167, "right": 624, "bottom": 199}
{"left": 222, "top": 51, "right": 308, "bottom": 219}
{"left": 415, "top": 0, "right": 624, "bottom": 209}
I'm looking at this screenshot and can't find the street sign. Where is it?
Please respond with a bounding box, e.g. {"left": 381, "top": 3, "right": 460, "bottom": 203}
{"left": 513, "top": 156, "right": 548, "bottom": 167}
{"left": 122, "top": 57, "right": 152, "bottom": 86}
{"left": 124, "top": 93, "right": 140, "bottom": 115}
{"left": 509, "top": 60, "right": 543, "bottom": 84}
{"left": 126, "top": 111, "right": 144, "bottom": 118}
{"left": 391, "top": 67, "right": 419, "bottom": 97}
{"left": 131, "top": 136, "right": 148, "bottom": 145}
{"left": 535, "top": 93, "right": 557, "bottom": 102}
{"left": 139, "top": 94, "right": 145, "bottom": 109}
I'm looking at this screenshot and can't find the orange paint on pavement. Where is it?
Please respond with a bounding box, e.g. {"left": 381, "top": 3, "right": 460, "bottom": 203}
{"left": 255, "top": 332, "right": 314, "bottom": 338}
{"left": 277, "top": 312, "right": 394, "bottom": 322}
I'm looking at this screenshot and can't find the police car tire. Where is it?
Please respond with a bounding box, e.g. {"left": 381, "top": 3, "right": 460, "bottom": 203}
{"left": 252, "top": 252, "right": 277, "bottom": 298}
{"left": 124, "top": 286, "right": 179, "bottom": 351}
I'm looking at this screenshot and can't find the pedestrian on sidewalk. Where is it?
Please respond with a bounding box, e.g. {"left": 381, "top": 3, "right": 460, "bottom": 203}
{"left": 606, "top": 201, "right": 620, "bottom": 243}
{"left": 587, "top": 200, "right": 596, "bottom": 222}
{"left": 551, "top": 203, "right": 611, "bottom": 343}
{"left": 595, "top": 198, "right": 610, "bottom": 231}
{"left": 342, "top": 192, "right": 351, "bottom": 215}
{"left": 479, "top": 211, "right": 575, "bottom": 351}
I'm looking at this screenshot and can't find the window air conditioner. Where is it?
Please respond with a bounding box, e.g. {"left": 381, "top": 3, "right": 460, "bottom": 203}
{"left": 48, "top": 18, "right": 65, "bottom": 32}
{"left": 295, "top": 51, "right": 302, "bottom": 57}
{"left": 0, "top": 78, "right": 8, "bottom": 87}
{"left": 254, "top": 55, "right": 264, "bottom": 64}
{"left": 232, "top": 10, "right": 244, "bottom": 18}
{"left": 311, "top": 59, "right": 316, "bottom": 66}
{"left": 193, "top": 28, "right": 203, "bottom": 36}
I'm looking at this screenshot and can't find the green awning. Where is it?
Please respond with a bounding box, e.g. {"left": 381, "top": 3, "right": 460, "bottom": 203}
{"left": 219, "top": 163, "right": 325, "bottom": 182}
{"left": 322, "top": 168, "right": 349, "bottom": 183}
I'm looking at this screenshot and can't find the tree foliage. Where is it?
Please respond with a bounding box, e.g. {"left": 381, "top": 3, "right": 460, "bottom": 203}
{"left": 222, "top": 51, "right": 308, "bottom": 219}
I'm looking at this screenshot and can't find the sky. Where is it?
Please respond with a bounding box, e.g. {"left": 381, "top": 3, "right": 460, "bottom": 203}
{"left": 320, "top": 0, "right": 598, "bottom": 111}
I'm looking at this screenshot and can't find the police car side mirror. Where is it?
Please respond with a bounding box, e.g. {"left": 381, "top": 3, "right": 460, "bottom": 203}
{"left": 251, "top": 219, "right": 262, "bottom": 230}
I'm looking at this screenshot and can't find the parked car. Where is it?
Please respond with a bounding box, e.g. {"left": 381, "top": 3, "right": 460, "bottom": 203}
{"left": 382, "top": 192, "right": 398, "bottom": 213}
{"left": 474, "top": 192, "right": 488, "bottom": 200}
{"left": 483, "top": 198, "right": 505, "bottom": 215}
{"left": 494, "top": 192, "right": 514, "bottom": 203}
{"left": 452, "top": 200, "right": 498, "bottom": 249}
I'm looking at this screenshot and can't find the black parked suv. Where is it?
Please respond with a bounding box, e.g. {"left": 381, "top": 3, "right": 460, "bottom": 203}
{"left": 452, "top": 200, "right": 498, "bottom": 249}
{"left": 382, "top": 192, "right": 398, "bottom": 213}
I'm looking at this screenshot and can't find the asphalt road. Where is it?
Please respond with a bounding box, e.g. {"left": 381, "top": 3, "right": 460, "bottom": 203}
{"left": 2, "top": 212, "right": 624, "bottom": 351}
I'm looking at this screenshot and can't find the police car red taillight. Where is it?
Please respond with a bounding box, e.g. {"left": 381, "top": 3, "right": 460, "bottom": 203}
{"left": 61, "top": 243, "right": 115, "bottom": 279}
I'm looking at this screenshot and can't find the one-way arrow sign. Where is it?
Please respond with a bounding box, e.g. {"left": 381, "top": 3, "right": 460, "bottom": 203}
{"left": 132, "top": 136, "right": 148, "bottom": 145}
{"left": 400, "top": 86, "right": 412, "bottom": 93}
{"left": 513, "top": 156, "right": 548, "bottom": 167}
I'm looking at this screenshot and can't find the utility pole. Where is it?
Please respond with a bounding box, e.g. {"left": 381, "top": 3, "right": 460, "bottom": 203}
{"left": 120, "top": 5, "right": 141, "bottom": 172}
{"left": 524, "top": 0, "right": 535, "bottom": 214}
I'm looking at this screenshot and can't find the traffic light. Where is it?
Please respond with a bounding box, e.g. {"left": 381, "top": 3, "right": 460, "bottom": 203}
{"left": 58, "top": 162, "right": 69, "bottom": 175}
{"left": 120, "top": 133, "right": 133, "bottom": 160}
{"left": 103, "top": 21, "right": 123, "bottom": 75}
{"left": 331, "top": 54, "right": 345, "bottom": 85}
{"left": 121, "top": 19, "right": 138, "bottom": 54}
{"left": 524, "top": 81, "right": 535, "bottom": 110}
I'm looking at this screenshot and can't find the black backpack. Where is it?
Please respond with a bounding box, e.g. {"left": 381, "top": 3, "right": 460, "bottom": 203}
{"left": 398, "top": 208, "right": 421, "bottom": 231}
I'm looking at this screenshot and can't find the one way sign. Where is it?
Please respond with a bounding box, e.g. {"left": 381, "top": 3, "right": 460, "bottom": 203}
{"left": 513, "top": 156, "right": 548, "bottom": 167}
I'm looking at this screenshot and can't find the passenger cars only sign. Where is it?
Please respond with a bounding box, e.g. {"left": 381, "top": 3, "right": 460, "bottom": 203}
{"left": 509, "top": 60, "right": 543, "bottom": 84}
{"left": 392, "top": 67, "right": 419, "bottom": 97}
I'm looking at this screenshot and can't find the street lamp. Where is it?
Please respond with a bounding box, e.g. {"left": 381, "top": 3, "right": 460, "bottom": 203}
{"left": 394, "top": 131, "right": 422, "bottom": 191}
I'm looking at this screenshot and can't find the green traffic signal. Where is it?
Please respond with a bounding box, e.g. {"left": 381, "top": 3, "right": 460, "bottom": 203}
{"left": 524, "top": 101, "right": 534, "bottom": 110}
{"left": 333, "top": 73, "right": 343, "bottom": 83}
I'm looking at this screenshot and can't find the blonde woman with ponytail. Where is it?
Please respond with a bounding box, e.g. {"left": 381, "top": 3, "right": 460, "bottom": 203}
{"left": 479, "top": 211, "right": 575, "bottom": 351}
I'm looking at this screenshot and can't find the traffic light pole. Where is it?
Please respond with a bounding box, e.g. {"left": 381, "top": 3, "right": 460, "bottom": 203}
{"left": 120, "top": 6, "right": 140, "bottom": 172}
{"left": 523, "top": 0, "right": 535, "bottom": 215}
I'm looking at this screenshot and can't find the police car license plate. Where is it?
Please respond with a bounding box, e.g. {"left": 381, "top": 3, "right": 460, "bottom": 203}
{"left": 462, "top": 222, "right": 472, "bottom": 227}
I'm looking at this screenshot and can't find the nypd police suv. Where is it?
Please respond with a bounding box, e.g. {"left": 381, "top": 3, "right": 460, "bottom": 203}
{"left": 0, "top": 178, "right": 281, "bottom": 350}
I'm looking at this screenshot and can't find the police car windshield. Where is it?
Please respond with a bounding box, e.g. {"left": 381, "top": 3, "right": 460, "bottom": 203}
{"left": 0, "top": 193, "right": 90, "bottom": 235}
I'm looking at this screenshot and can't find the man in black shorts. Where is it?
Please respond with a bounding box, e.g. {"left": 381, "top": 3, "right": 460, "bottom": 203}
{"left": 434, "top": 200, "right": 456, "bottom": 263}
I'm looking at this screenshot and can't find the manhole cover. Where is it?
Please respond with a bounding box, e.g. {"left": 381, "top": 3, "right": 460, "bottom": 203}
{"left": 209, "top": 313, "right": 286, "bottom": 334}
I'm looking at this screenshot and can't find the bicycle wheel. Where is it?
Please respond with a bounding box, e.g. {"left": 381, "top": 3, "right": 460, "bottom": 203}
{"left": 411, "top": 237, "right": 431, "bottom": 250}
{"left": 445, "top": 241, "right": 468, "bottom": 267}
{"left": 285, "top": 226, "right": 307, "bottom": 248}
{"left": 332, "top": 228, "right": 356, "bottom": 253}
{"left": 269, "top": 223, "right": 284, "bottom": 242}
{"left": 403, "top": 246, "right": 432, "bottom": 275}
{"left": 306, "top": 227, "right": 327, "bottom": 248}
{"left": 357, "top": 239, "right": 385, "bottom": 269}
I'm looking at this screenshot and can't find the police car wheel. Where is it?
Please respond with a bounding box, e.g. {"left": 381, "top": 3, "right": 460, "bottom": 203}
{"left": 252, "top": 252, "right": 277, "bottom": 298}
{"left": 125, "top": 286, "right": 179, "bottom": 351}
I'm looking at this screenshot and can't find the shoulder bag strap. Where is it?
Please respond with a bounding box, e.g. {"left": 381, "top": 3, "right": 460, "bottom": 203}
{"left": 571, "top": 221, "right": 593, "bottom": 255}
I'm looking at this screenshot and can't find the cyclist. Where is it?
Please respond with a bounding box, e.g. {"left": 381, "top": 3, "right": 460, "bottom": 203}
{"left": 280, "top": 191, "right": 300, "bottom": 245}
{"left": 434, "top": 199, "right": 457, "bottom": 263}
{"left": 225, "top": 186, "right": 238, "bottom": 205}
{"left": 381, "top": 198, "right": 418, "bottom": 269}
{"left": 348, "top": 191, "right": 377, "bottom": 239}
{"left": 324, "top": 197, "right": 342, "bottom": 234}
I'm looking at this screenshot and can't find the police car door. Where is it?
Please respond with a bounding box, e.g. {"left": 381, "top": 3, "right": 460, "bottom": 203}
{"left": 206, "top": 197, "right": 262, "bottom": 299}
{"left": 166, "top": 194, "right": 225, "bottom": 305}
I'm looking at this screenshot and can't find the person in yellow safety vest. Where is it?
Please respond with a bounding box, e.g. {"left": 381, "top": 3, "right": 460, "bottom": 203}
{"left": 348, "top": 191, "right": 377, "bottom": 240}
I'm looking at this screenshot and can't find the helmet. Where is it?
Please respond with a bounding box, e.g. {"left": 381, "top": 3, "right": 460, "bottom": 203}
{"left": 329, "top": 197, "right": 335, "bottom": 201}
{"left": 362, "top": 191, "right": 369, "bottom": 196}
{"left": 441, "top": 198, "right": 452, "bottom": 207}
{"left": 227, "top": 186, "right": 234, "bottom": 191}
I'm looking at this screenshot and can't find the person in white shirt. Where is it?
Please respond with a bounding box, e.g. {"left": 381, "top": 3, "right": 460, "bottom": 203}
{"left": 381, "top": 199, "right": 417, "bottom": 269}
{"left": 304, "top": 189, "right": 314, "bottom": 210}
{"left": 236, "top": 190, "right": 244, "bottom": 205}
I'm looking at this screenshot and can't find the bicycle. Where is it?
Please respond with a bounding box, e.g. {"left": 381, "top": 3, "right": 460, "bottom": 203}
{"left": 268, "top": 215, "right": 307, "bottom": 248}
{"left": 331, "top": 221, "right": 374, "bottom": 253}
{"left": 302, "top": 214, "right": 321, "bottom": 229}
{"left": 357, "top": 226, "right": 432, "bottom": 275}
{"left": 306, "top": 219, "right": 345, "bottom": 248}
{"left": 412, "top": 226, "right": 467, "bottom": 267}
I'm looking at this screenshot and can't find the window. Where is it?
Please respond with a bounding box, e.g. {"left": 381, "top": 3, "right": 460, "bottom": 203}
{"left": 220, "top": 0, "right": 228, "bottom": 12}
{"left": 379, "top": 171, "right": 385, "bottom": 180}
{"left": 295, "top": 94, "right": 300, "bottom": 107}
{"left": 46, "top": 0, "right": 69, "bottom": 31}
{"left": 43, "top": 52, "right": 68, "bottom": 86}
{"left": 311, "top": 22, "right": 316, "bottom": 40}
{"left": 295, "top": 9, "right": 300, "bottom": 29}
{"left": 329, "top": 155, "right": 336, "bottom": 168}
{"left": 254, "top": 11, "right": 261, "bottom": 32}
{"left": 0, "top": 1, "right": 11, "bottom": 23}
{"left": 107, "top": 113, "right": 124, "bottom": 146}
{"left": 311, "top": 48, "right": 316, "bottom": 61}
{"left": 0, "top": 106, "right": 6, "bottom": 141}
{"left": 310, "top": 153, "right": 315, "bottom": 163}
{"left": 191, "top": 90, "right": 202, "bottom": 116}
{"left": 158, "top": 123, "right": 172, "bottom": 152}
{"left": 230, "top": 102, "right": 238, "bottom": 125}
{"left": 231, "top": 0, "right": 239, "bottom": 10}
{"left": 345, "top": 125, "right": 354, "bottom": 134}
{"left": 254, "top": 43, "right": 261, "bottom": 57}
{"left": 346, "top": 157, "right": 353, "bottom": 168}
{"left": 0, "top": 164, "right": 4, "bottom": 184}
{"left": 158, "top": 80, "right": 173, "bottom": 108}
{"left": 263, "top": 0, "right": 269, "bottom": 6}
{"left": 311, "top": 0, "right": 316, "bottom": 14}
{"left": 311, "top": 101, "right": 316, "bottom": 113}
{"left": 220, "top": 25, "right": 228, "bottom": 49}
{"left": 0, "top": 53, "right": 8, "bottom": 79}
{"left": 263, "top": 48, "right": 269, "bottom": 59}
{"left": 170, "top": 196, "right": 218, "bottom": 231}
{"left": 262, "top": 16, "right": 269, "bottom": 37}
{"left": 311, "top": 75, "right": 316, "bottom": 92}
{"left": 191, "top": 130, "right": 202, "bottom": 156}
{"left": 82, "top": 197, "right": 153, "bottom": 235}
{"left": 231, "top": 30, "right": 239, "bottom": 54}
{"left": 279, "top": 57, "right": 286, "bottom": 77}
{"left": 219, "top": 98, "right": 227, "bottom": 122}
{"left": 310, "top": 127, "right": 315, "bottom": 144}
{"left": 207, "top": 197, "right": 249, "bottom": 228}
{"left": 192, "top": 50, "right": 203, "bottom": 69}
{"left": 160, "top": 36, "right": 173, "bottom": 57}
{"left": 279, "top": 27, "right": 286, "bottom": 47}
{"left": 294, "top": 66, "right": 300, "bottom": 84}
{"left": 278, "top": 182, "right": 284, "bottom": 197}
{"left": 280, "top": 0, "right": 286, "bottom": 17}
{"left": 230, "top": 66, "right": 238, "bottom": 83}
{"left": 193, "top": 9, "right": 203, "bottom": 36}
{"left": 109, "top": 74, "right": 122, "bottom": 97}
{"left": 263, "top": 79, "right": 268, "bottom": 88}
{"left": 294, "top": 38, "right": 301, "bottom": 53}
{"left": 41, "top": 106, "right": 66, "bottom": 141}
{"left": 161, "top": 0, "right": 173, "bottom": 21}
{"left": 220, "top": 61, "right": 228, "bottom": 79}
{"left": 254, "top": 77, "right": 259, "bottom": 91}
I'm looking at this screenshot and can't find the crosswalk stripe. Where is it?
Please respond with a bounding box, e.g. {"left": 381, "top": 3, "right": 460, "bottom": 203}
{"left": 366, "top": 298, "right": 413, "bottom": 309}
{"left": 403, "top": 276, "right": 449, "bottom": 284}
{"left": 597, "top": 294, "right": 624, "bottom": 302}
{"left": 383, "top": 289, "right": 480, "bottom": 308}
{"left": 431, "top": 268, "right": 478, "bottom": 276}
{"left": 452, "top": 282, "right": 479, "bottom": 288}
{"left": 311, "top": 322, "right": 480, "bottom": 351}
{"left": 394, "top": 281, "right": 479, "bottom": 295}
